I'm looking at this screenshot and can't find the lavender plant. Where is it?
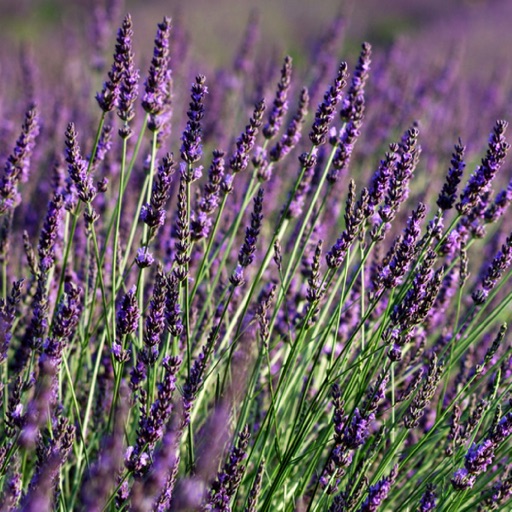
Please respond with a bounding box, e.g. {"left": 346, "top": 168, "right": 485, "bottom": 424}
{"left": 0, "top": 6, "right": 511, "bottom": 512}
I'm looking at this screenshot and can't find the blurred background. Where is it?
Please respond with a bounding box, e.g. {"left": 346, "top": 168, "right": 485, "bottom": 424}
{"left": 0, "top": 0, "right": 511, "bottom": 76}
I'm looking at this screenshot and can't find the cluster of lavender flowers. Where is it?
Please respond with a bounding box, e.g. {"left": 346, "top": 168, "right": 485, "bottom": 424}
{"left": 0, "top": 5, "right": 512, "bottom": 512}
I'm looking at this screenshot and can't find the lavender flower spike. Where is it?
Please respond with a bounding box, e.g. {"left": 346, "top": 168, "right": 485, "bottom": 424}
{"left": 172, "top": 172, "right": 191, "bottom": 281}
{"left": 96, "top": 15, "right": 132, "bottom": 113}
{"left": 117, "top": 286, "right": 140, "bottom": 336}
{"left": 269, "top": 87, "right": 309, "bottom": 163}
{"left": 0, "top": 104, "right": 39, "bottom": 213}
{"left": 126, "top": 356, "right": 181, "bottom": 476}
{"left": 181, "top": 75, "right": 208, "bottom": 164}
{"left": 203, "top": 425, "right": 251, "bottom": 511}
{"left": 404, "top": 353, "right": 443, "bottom": 428}
{"left": 165, "top": 272, "right": 183, "bottom": 338}
{"left": 340, "top": 41, "right": 372, "bottom": 122}
{"left": 457, "top": 120, "right": 510, "bottom": 214}
{"left": 230, "top": 187, "right": 264, "bottom": 286}
{"left": 378, "top": 126, "right": 420, "bottom": 224}
{"left": 263, "top": 55, "right": 293, "bottom": 140}
{"left": 419, "top": 483, "right": 437, "bottom": 511}
{"left": 141, "top": 152, "right": 175, "bottom": 241}
{"left": 142, "top": 17, "right": 172, "bottom": 118}
{"left": 229, "top": 99, "right": 266, "bottom": 173}
{"left": 65, "top": 123, "right": 97, "bottom": 204}
{"left": 359, "top": 465, "right": 397, "bottom": 511}
{"left": 472, "top": 233, "right": 512, "bottom": 304}
{"left": 309, "top": 61, "right": 348, "bottom": 146}
{"left": 437, "top": 139, "right": 466, "bottom": 211}
{"left": 37, "top": 193, "right": 64, "bottom": 273}
{"left": 329, "top": 42, "right": 371, "bottom": 181}
{"left": 141, "top": 266, "right": 167, "bottom": 365}
{"left": 484, "top": 177, "right": 512, "bottom": 223}
{"left": 117, "top": 14, "right": 139, "bottom": 126}
{"left": 191, "top": 149, "right": 225, "bottom": 240}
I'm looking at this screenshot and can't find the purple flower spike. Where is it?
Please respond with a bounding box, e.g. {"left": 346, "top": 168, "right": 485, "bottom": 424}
{"left": 203, "top": 425, "right": 250, "bottom": 511}
{"left": 343, "top": 408, "right": 373, "bottom": 449}
{"left": 380, "top": 203, "right": 426, "bottom": 289}
{"left": 172, "top": 172, "right": 191, "bottom": 281}
{"left": 117, "top": 14, "right": 139, "bottom": 126}
{"left": 126, "top": 356, "right": 181, "bottom": 476}
{"left": 419, "top": 484, "right": 437, "bottom": 511}
{"left": 0, "top": 280, "right": 23, "bottom": 365}
{"left": 263, "top": 55, "right": 293, "bottom": 140}
{"left": 142, "top": 266, "right": 167, "bottom": 365}
{"left": 378, "top": 126, "right": 420, "bottom": 224}
{"left": 319, "top": 384, "right": 352, "bottom": 494}
{"left": 326, "top": 182, "right": 371, "bottom": 269}
{"left": 230, "top": 100, "right": 266, "bottom": 173}
{"left": 37, "top": 193, "right": 64, "bottom": 273}
{"left": 269, "top": 87, "right": 309, "bottom": 163}
{"left": 96, "top": 47, "right": 122, "bottom": 113}
{"left": 181, "top": 75, "right": 208, "bottom": 164}
{"left": 230, "top": 187, "right": 264, "bottom": 287}
{"left": 117, "top": 286, "right": 140, "bottom": 336}
{"left": 368, "top": 144, "right": 398, "bottom": 208}
{"left": 451, "top": 468, "right": 476, "bottom": 490}
{"left": 191, "top": 149, "right": 225, "bottom": 241}
{"left": 238, "top": 187, "right": 264, "bottom": 268}
{"left": 340, "top": 41, "right": 372, "bottom": 122}
{"left": 404, "top": 354, "right": 443, "bottom": 429}
{"left": 309, "top": 62, "right": 348, "bottom": 146}
{"left": 0, "top": 104, "right": 39, "bottom": 213}
{"left": 472, "top": 233, "right": 512, "bottom": 305}
{"left": 457, "top": 120, "right": 509, "bottom": 215}
{"left": 142, "top": 17, "right": 172, "bottom": 117}
{"left": 491, "top": 411, "right": 512, "bottom": 443}
{"left": 328, "top": 96, "right": 365, "bottom": 182}
{"left": 48, "top": 280, "right": 82, "bottom": 345}
{"left": 141, "top": 152, "right": 175, "bottom": 241}
{"left": 165, "top": 272, "right": 183, "bottom": 338}
{"left": 465, "top": 439, "right": 495, "bottom": 475}
{"left": 135, "top": 247, "right": 155, "bottom": 268}
{"left": 437, "top": 139, "right": 466, "bottom": 211}
{"left": 245, "top": 461, "right": 264, "bottom": 512}
{"left": 359, "top": 465, "right": 397, "bottom": 511}
{"left": 65, "top": 123, "right": 97, "bottom": 204}
{"left": 484, "top": 178, "right": 512, "bottom": 223}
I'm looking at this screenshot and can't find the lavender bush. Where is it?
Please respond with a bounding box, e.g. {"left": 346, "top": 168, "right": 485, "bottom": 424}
{"left": 0, "top": 4, "right": 511, "bottom": 511}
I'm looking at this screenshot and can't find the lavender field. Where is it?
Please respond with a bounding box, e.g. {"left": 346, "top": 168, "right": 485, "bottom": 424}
{"left": 0, "top": 0, "right": 512, "bottom": 510}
